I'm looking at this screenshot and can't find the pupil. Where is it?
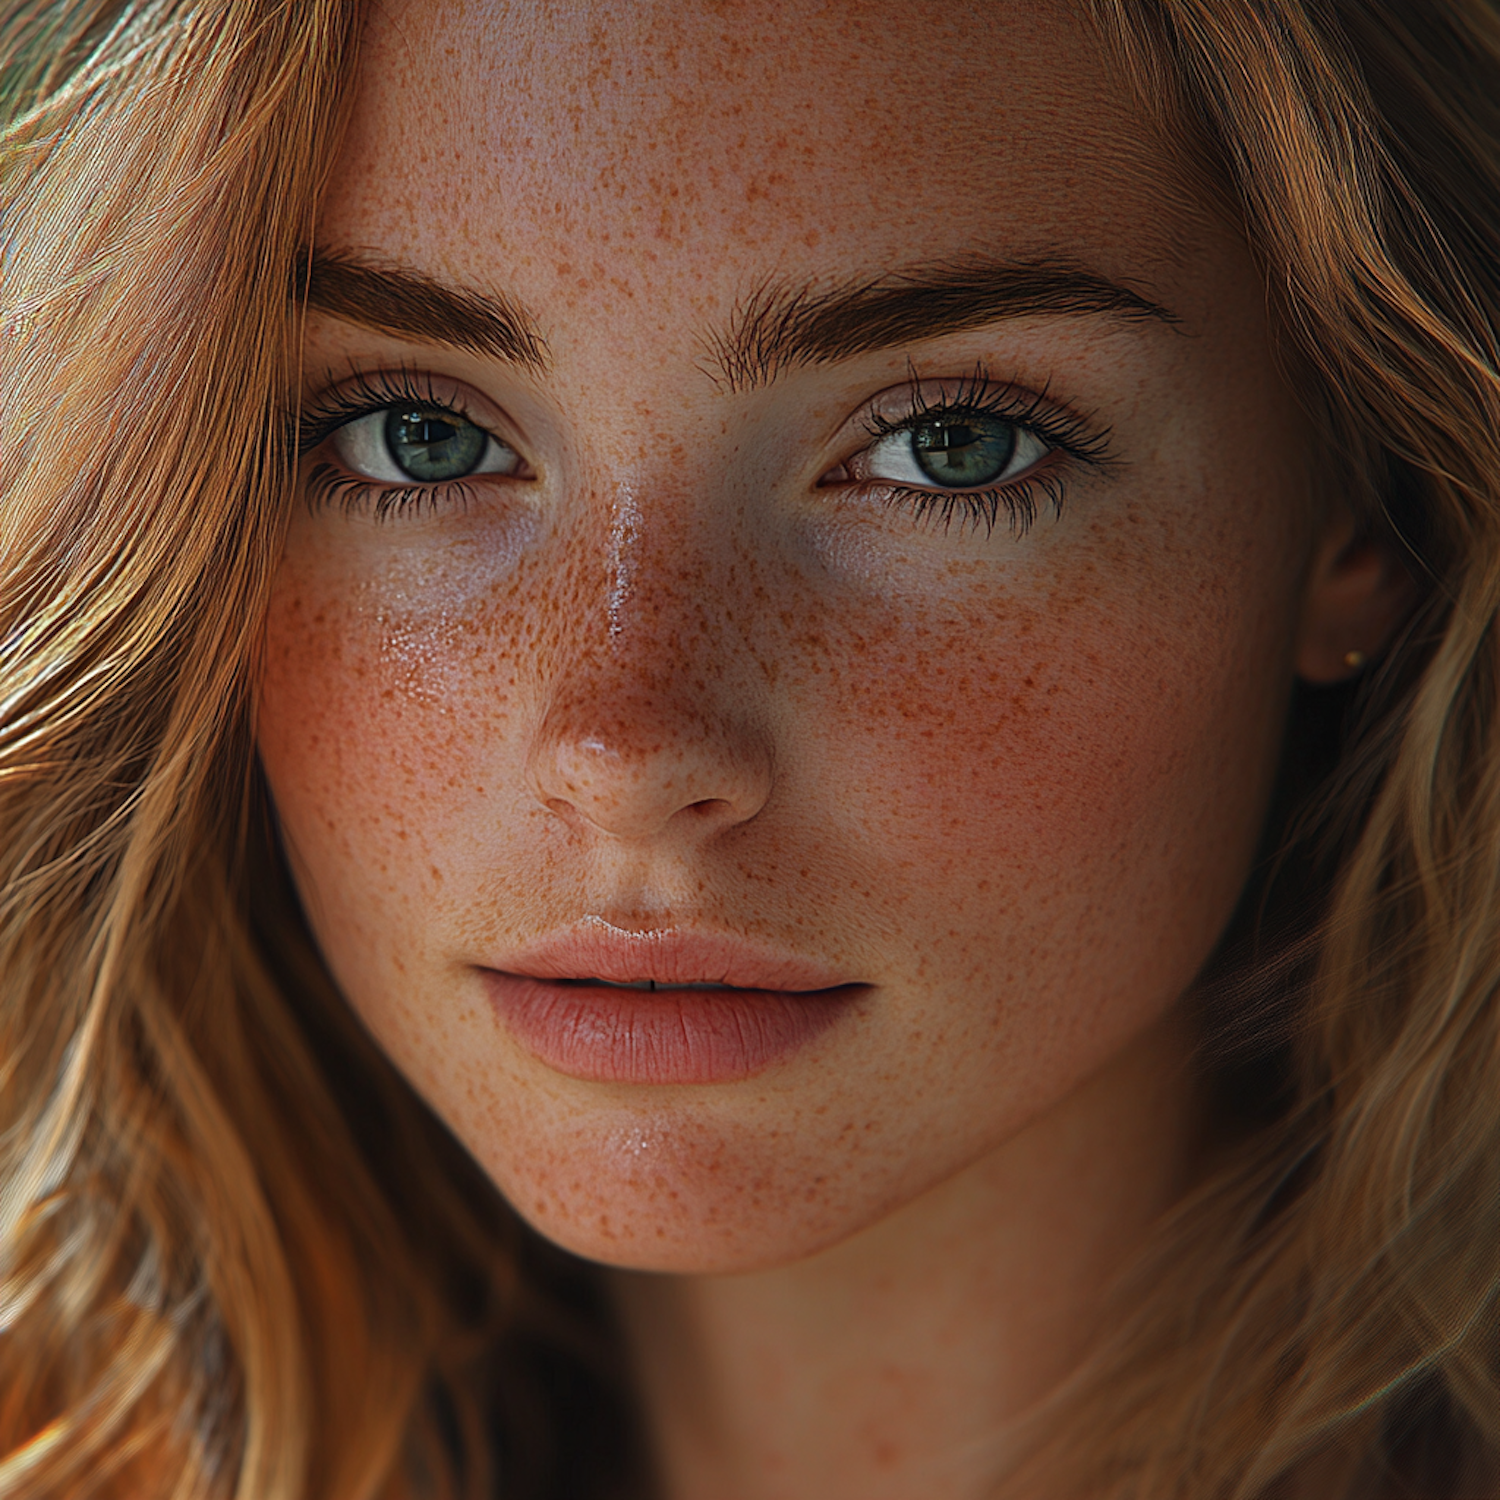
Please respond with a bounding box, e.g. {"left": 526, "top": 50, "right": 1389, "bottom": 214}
{"left": 385, "top": 406, "right": 486, "bottom": 482}
{"left": 912, "top": 416, "right": 1016, "bottom": 487}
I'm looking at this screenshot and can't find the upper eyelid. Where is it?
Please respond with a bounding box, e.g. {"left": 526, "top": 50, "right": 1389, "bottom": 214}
{"left": 295, "top": 369, "right": 512, "bottom": 456}
{"left": 840, "top": 377, "right": 1114, "bottom": 472}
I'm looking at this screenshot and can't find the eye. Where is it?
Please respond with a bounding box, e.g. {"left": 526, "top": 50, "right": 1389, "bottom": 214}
{"left": 864, "top": 411, "right": 1050, "bottom": 490}
{"left": 333, "top": 405, "right": 524, "bottom": 484}
{"left": 822, "top": 372, "right": 1115, "bottom": 539}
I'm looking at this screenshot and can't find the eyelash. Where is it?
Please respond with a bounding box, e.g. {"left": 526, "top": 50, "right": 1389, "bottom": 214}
{"left": 856, "top": 368, "right": 1114, "bottom": 538}
{"left": 295, "top": 364, "right": 1115, "bottom": 533}
{"left": 297, "top": 367, "right": 492, "bottom": 521}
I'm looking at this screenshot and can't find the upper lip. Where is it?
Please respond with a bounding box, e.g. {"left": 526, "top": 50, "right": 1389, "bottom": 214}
{"left": 490, "top": 919, "right": 858, "bottom": 992}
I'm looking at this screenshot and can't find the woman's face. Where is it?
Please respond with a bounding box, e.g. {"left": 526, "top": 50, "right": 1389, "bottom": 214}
{"left": 260, "top": 0, "right": 1333, "bottom": 1273}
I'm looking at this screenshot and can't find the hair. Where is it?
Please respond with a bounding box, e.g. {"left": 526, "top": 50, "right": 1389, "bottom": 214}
{"left": 1, "top": 0, "right": 1498, "bottom": 1496}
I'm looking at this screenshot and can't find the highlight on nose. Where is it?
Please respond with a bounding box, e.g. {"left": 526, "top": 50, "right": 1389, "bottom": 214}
{"left": 527, "top": 698, "right": 774, "bottom": 843}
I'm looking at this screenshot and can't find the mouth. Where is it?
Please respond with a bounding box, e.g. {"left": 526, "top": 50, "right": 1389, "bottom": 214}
{"left": 556, "top": 977, "right": 739, "bottom": 992}
{"left": 480, "top": 923, "right": 865, "bottom": 1085}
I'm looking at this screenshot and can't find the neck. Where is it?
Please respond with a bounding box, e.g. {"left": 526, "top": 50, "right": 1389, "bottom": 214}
{"left": 609, "top": 1013, "right": 1201, "bottom": 1500}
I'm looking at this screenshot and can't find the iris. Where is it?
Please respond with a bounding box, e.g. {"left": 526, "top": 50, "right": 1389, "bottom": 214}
{"left": 910, "top": 415, "right": 1017, "bottom": 487}
{"left": 384, "top": 407, "right": 487, "bottom": 481}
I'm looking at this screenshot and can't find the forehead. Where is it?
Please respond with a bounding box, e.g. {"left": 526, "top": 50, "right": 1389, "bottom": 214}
{"left": 321, "top": 0, "right": 1213, "bottom": 320}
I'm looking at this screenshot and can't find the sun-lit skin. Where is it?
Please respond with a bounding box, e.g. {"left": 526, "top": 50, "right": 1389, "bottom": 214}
{"left": 256, "top": 2, "right": 1412, "bottom": 1495}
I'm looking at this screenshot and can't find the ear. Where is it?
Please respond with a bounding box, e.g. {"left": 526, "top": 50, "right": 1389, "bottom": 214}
{"left": 1295, "top": 503, "right": 1420, "bottom": 684}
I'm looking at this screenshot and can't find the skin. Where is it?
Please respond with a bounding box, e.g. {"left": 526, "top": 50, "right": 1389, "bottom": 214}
{"left": 256, "top": 2, "right": 1413, "bottom": 1495}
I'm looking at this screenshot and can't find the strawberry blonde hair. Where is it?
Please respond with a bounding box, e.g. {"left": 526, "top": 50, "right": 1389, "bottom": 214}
{"left": 1, "top": 2, "right": 1497, "bottom": 1496}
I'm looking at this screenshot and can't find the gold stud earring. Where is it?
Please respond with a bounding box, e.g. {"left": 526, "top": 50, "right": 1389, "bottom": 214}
{"left": 1343, "top": 649, "right": 1367, "bottom": 670}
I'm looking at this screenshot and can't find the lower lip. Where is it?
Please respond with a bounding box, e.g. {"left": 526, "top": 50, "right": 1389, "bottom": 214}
{"left": 482, "top": 974, "right": 861, "bottom": 1084}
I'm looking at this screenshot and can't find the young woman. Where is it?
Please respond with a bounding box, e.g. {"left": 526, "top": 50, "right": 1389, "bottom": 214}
{"left": 2, "top": 1, "right": 1497, "bottom": 1496}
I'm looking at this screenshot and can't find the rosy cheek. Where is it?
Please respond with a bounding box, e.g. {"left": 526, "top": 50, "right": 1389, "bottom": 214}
{"left": 769, "top": 523, "right": 1294, "bottom": 1029}
{"left": 259, "top": 569, "right": 476, "bottom": 957}
{"left": 824, "top": 610, "right": 1184, "bottom": 855}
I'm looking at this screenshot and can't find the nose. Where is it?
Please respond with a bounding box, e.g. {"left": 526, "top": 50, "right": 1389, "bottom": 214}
{"left": 529, "top": 676, "right": 774, "bottom": 842}
{"left": 525, "top": 496, "right": 775, "bottom": 844}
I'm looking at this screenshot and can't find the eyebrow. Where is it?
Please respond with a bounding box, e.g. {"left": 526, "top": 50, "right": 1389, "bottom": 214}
{"left": 294, "top": 250, "right": 1172, "bottom": 389}
{"left": 297, "top": 251, "right": 550, "bottom": 371}
{"left": 710, "top": 257, "right": 1177, "bottom": 391}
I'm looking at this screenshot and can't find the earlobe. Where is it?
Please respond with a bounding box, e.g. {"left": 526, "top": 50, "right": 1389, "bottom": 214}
{"left": 1294, "top": 508, "right": 1420, "bottom": 684}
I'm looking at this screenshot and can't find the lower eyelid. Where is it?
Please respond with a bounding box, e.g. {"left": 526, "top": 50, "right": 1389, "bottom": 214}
{"left": 882, "top": 471, "right": 1068, "bottom": 539}
{"left": 302, "top": 464, "right": 479, "bottom": 522}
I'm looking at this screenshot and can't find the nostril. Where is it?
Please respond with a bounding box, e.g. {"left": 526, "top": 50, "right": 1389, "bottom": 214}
{"left": 685, "top": 797, "right": 731, "bottom": 820}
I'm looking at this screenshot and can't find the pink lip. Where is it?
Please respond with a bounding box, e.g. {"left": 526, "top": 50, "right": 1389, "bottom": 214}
{"left": 481, "top": 923, "right": 864, "bottom": 1084}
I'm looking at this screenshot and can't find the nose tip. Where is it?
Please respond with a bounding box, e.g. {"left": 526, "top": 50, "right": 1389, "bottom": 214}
{"left": 529, "top": 710, "right": 774, "bottom": 843}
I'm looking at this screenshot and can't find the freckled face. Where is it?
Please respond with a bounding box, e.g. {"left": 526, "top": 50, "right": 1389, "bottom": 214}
{"left": 259, "top": 0, "right": 1319, "bottom": 1271}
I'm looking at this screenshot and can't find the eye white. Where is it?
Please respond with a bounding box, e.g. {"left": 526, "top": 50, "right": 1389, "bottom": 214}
{"left": 864, "top": 423, "right": 1050, "bottom": 486}
{"left": 331, "top": 409, "right": 522, "bottom": 482}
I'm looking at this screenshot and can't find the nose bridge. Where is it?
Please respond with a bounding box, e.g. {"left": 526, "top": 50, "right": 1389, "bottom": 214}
{"left": 563, "top": 474, "right": 739, "bottom": 699}
{"left": 600, "top": 478, "right": 713, "bottom": 658}
{"left": 526, "top": 475, "right": 774, "bottom": 842}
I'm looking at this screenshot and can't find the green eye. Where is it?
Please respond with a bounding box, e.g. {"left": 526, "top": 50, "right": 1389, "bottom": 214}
{"left": 865, "top": 410, "right": 1049, "bottom": 491}
{"left": 910, "top": 416, "right": 1018, "bottom": 487}
{"left": 331, "top": 404, "right": 524, "bottom": 485}
{"left": 385, "top": 406, "right": 488, "bottom": 481}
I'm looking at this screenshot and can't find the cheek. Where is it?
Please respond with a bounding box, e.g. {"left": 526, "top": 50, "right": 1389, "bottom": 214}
{"left": 784, "top": 505, "right": 1298, "bottom": 1040}
{"left": 257, "top": 540, "right": 506, "bottom": 979}
{"left": 829, "top": 604, "right": 1251, "bottom": 883}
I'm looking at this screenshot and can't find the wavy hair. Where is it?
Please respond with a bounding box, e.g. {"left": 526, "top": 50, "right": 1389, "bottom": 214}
{"left": 1, "top": 1, "right": 1498, "bottom": 1497}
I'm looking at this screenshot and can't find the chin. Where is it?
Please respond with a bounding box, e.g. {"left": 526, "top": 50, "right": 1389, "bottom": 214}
{"left": 467, "top": 1101, "right": 902, "bottom": 1276}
